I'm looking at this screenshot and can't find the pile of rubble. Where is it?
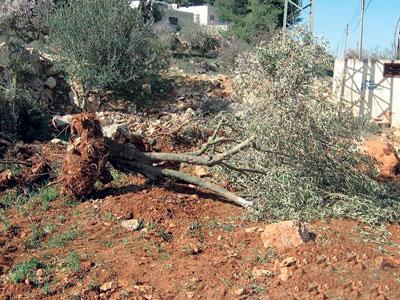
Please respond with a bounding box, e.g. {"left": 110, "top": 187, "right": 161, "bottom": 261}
{"left": 53, "top": 74, "right": 240, "bottom": 150}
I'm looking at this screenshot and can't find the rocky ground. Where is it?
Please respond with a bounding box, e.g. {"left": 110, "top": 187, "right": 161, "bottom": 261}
{"left": 1, "top": 73, "right": 400, "bottom": 299}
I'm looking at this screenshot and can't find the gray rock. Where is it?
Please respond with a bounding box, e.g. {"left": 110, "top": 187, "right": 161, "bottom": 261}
{"left": 44, "top": 76, "right": 57, "bottom": 89}
{"left": 102, "top": 123, "right": 132, "bottom": 143}
{"left": 121, "top": 219, "right": 142, "bottom": 231}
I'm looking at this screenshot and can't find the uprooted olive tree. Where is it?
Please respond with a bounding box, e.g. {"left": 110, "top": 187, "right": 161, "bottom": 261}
{"left": 57, "top": 29, "right": 400, "bottom": 221}
{"left": 58, "top": 114, "right": 255, "bottom": 208}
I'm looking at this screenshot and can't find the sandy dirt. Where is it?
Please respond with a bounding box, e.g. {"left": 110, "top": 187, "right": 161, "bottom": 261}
{"left": 1, "top": 140, "right": 400, "bottom": 299}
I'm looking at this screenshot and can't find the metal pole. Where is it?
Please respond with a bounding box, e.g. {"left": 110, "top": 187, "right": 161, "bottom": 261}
{"left": 359, "top": 0, "right": 365, "bottom": 58}
{"left": 283, "top": 0, "right": 288, "bottom": 30}
{"left": 310, "top": 0, "right": 314, "bottom": 34}
{"left": 394, "top": 17, "right": 400, "bottom": 59}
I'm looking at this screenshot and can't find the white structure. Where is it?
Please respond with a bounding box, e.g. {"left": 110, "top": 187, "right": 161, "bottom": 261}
{"left": 333, "top": 58, "right": 400, "bottom": 127}
{"left": 130, "top": 1, "right": 227, "bottom": 28}
{"left": 176, "top": 4, "right": 222, "bottom": 26}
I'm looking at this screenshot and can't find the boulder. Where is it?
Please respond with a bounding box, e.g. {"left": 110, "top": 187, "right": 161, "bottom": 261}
{"left": 102, "top": 123, "right": 132, "bottom": 144}
{"left": 121, "top": 219, "right": 142, "bottom": 231}
{"left": 44, "top": 76, "right": 57, "bottom": 89}
{"left": 261, "top": 220, "right": 310, "bottom": 250}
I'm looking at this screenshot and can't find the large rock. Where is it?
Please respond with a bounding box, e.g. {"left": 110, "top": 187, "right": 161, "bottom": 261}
{"left": 102, "top": 123, "right": 133, "bottom": 144}
{"left": 261, "top": 220, "right": 310, "bottom": 250}
{"left": 44, "top": 76, "right": 57, "bottom": 89}
{"left": 121, "top": 219, "right": 142, "bottom": 231}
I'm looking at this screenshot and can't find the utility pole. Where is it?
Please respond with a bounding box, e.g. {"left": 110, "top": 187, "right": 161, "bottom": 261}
{"left": 394, "top": 17, "right": 400, "bottom": 59}
{"left": 344, "top": 23, "right": 349, "bottom": 56}
{"left": 359, "top": 0, "right": 365, "bottom": 58}
{"left": 310, "top": 0, "right": 314, "bottom": 34}
{"left": 283, "top": 0, "right": 288, "bottom": 30}
{"left": 282, "top": 0, "right": 314, "bottom": 34}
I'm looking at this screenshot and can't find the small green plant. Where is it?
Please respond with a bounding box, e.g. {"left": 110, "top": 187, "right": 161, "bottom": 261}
{"left": 110, "top": 168, "right": 126, "bottom": 183}
{"left": 182, "top": 245, "right": 192, "bottom": 255}
{"left": 37, "top": 187, "right": 59, "bottom": 211}
{"left": 146, "top": 221, "right": 158, "bottom": 230}
{"left": 99, "top": 240, "right": 114, "bottom": 248}
{"left": 0, "top": 191, "right": 18, "bottom": 210}
{"left": 104, "top": 212, "right": 117, "bottom": 224}
{"left": 253, "top": 247, "right": 277, "bottom": 264}
{"left": 42, "top": 282, "right": 52, "bottom": 296}
{"left": 46, "top": 227, "right": 83, "bottom": 248}
{"left": 9, "top": 257, "right": 45, "bottom": 284}
{"left": 0, "top": 212, "right": 11, "bottom": 232}
{"left": 64, "top": 251, "right": 81, "bottom": 273}
{"left": 221, "top": 223, "right": 234, "bottom": 232}
{"left": 251, "top": 283, "right": 266, "bottom": 294}
{"left": 63, "top": 196, "right": 80, "bottom": 208}
{"left": 25, "top": 224, "right": 46, "bottom": 249}
{"left": 122, "top": 238, "right": 129, "bottom": 248}
{"left": 88, "top": 280, "right": 101, "bottom": 292}
{"left": 188, "top": 221, "right": 202, "bottom": 231}
{"left": 157, "top": 227, "right": 173, "bottom": 242}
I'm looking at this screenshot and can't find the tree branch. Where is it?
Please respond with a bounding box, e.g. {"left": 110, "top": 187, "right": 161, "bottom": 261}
{"left": 111, "top": 159, "right": 253, "bottom": 208}
{"left": 141, "top": 136, "right": 255, "bottom": 166}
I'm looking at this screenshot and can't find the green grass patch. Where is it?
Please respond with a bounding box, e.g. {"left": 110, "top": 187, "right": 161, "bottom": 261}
{"left": 9, "top": 257, "right": 46, "bottom": 284}
{"left": 36, "top": 187, "right": 59, "bottom": 211}
{"left": 63, "top": 251, "right": 81, "bottom": 273}
{"left": 0, "top": 211, "right": 11, "bottom": 232}
{"left": 25, "top": 224, "right": 46, "bottom": 249}
{"left": 46, "top": 227, "right": 83, "bottom": 248}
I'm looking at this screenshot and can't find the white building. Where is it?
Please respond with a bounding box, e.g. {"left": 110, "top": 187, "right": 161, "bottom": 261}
{"left": 130, "top": 1, "right": 227, "bottom": 28}
{"left": 333, "top": 58, "right": 400, "bottom": 128}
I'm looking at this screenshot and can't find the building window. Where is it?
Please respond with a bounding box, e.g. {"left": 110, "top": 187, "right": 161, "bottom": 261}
{"left": 384, "top": 63, "right": 400, "bottom": 77}
{"left": 169, "top": 17, "right": 178, "bottom": 25}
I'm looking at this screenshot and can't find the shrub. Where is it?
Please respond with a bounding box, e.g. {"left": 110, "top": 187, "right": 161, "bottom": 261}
{"left": 216, "top": 29, "right": 400, "bottom": 224}
{"left": 0, "top": 0, "right": 52, "bottom": 42}
{"left": 177, "top": 21, "right": 220, "bottom": 55}
{"left": 218, "top": 35, "right": 252, "bottom": 73}
{"left": 45, "top": 0, "right": 170, "bottom": 94}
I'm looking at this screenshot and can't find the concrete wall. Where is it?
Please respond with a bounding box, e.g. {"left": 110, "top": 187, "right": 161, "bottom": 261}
{"left": 177, "top": 5, "right": 224, "bottom": 25}
{"left": 130, "top": 1, "right": 224, "bottom": 26}
{"left": 333, "top": 58, "right": 400, "bottom": 128}
{"left": 161, "top": 8, "right": 194, "bottom": 26}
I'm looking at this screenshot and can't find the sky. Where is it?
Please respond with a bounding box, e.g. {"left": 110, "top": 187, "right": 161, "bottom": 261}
{"left": 299, "top": 0, "right": 400, "bottom": 57}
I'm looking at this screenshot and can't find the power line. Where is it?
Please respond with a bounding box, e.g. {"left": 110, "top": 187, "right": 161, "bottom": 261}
{"left": 365, "top": 0, "right": 373, "bottom": 12}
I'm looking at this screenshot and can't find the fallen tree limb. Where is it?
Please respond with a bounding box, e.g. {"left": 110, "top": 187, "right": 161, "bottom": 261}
{"left": 112, "top": 136, "right": 255, "bottom": 167}
{"left": 111, "top": 159, "right": 253, "bottom": 208}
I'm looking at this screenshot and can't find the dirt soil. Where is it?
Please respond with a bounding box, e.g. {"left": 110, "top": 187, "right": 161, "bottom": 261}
{"left": 0, "top": 141, "right": 400, "bottom": 299}
{"left": 1, "top": 75, "right": 400, "bottom": 299}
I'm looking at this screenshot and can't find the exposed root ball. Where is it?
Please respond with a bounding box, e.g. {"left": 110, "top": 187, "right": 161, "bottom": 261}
{"left": 0, "top": 170, "right": 16, "bottom": 191}
{"left": 60, "top": 114, "right": 111, "bottom": 199}
{"left": 0, "top": 160, "right": 50, "bottom": 192}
